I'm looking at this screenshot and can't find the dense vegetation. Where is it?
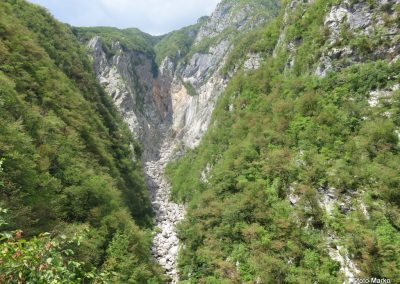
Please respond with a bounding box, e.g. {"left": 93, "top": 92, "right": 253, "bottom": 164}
{"left": 73, "top": 26, "right": 160, "bottom": 58}
{"left": 0, "top": 207, "right": 112, "bottom": 283}
{"left": 0, "top": 0, "right": 165, "bottom": 282}
{"left": 154, "top": 23, "right": 202, "bottom": 65}
{"left": 167, "top": 0, "right": 400, "bottom": 282}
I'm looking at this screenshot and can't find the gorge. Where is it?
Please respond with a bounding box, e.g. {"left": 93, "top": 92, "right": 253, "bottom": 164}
{"left": 82, "top": 2, "right": 279, "bottom": 281}
{"left": 1, "top": 0, "right": 400, "bottom": 283}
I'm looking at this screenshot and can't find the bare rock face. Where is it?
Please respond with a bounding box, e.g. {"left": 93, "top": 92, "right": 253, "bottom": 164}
{"left": 244, "top": 53, "right": 262, "bottom": 71}
{"left": 195, "top": 1, "right": 254, "bottom": 43}
{"left": 88, "top": 36, "right": 170, "bottom": 161}
{"left": 316, "top": 0, "right": 400, "bottom": 76}
{"left": 327, "top": 234, "right": 362, "bottom": 283}
{"left": 172, "top": 39, "right": 231, "bottom": 148}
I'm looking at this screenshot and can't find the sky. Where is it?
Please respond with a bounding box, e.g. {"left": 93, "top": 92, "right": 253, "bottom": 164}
{"left": 28, "top": 0, "right": 221, "bottom": 35}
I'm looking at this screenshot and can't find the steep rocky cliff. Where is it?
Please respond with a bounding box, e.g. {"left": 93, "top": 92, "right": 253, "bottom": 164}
{"left": 78, "top": 0, "right": 279, "bottom": 282}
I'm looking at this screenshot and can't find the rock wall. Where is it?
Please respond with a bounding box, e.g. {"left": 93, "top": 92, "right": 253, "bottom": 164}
{"left": 317, "top": 0, "right": 400, "bottom": 76}
{"left": 88, "top": 36, "right": 170, "bottom": 160}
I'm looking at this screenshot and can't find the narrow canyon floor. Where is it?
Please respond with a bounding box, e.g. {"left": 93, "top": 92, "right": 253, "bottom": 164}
{"left": 144, "top": 137, "right": 185, "bottom": 283}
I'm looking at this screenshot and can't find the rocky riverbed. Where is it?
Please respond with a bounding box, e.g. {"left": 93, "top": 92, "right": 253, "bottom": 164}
{"left": 144, "top": 139, "right": 185, "bottom": 283}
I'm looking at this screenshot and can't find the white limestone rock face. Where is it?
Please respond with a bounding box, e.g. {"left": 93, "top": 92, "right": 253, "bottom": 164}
{"left": 315, "top": 0, "right": 400, "bottom": 76}
{"left": 368, "top": 84, "right": 400, "bottom": 107}
{"left": 327, "top": 234, "right": 361, "bottom": 283}
{"left": 172, "top": 69, "right": 228, "bottom": 149}
{"left": 317, "top": 187, "right": 363, "bottom": 283}
{"left": 195, "top": 1, "right": 254, "bottom": 43}
{"left": 169, "top": 38, "right": 231, "bottom": 148}
{"left": 244, "top": 53, "right": 262, "bottom": 71}
{"left": 324, "top": 1, "right": 373, "bottom": 45}
{"left": 88, "top": 36, "right": 169, "bottom": 161}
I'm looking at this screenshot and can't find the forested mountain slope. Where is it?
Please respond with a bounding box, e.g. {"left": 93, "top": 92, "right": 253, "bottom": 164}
{"left": 2, "top": 0, "right": 400, "bottom": 283}
{"left": 166, "top": 0, "right": 400, "bottom": 282}
{"left": 0, "top": 0, "right": 165, "bottom": 282}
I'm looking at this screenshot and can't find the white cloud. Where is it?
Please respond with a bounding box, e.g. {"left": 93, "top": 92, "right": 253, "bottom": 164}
{"left": 28, "top": 0, "right": 220, "bottom": 35}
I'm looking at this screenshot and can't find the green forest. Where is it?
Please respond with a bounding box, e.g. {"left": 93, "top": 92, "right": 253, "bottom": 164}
{"left": 166, "top": 0, "right": 400, "bottom": 282}
{"left": 0, "top": 0, "right": 165, "bottom": 282}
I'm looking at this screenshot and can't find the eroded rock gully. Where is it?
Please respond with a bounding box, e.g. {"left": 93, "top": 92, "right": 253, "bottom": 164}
{"left": 143, "top": 136, "right": 184, "bottom": 283}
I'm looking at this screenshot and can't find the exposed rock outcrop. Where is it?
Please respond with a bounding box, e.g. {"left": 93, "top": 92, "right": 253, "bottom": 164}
{"left": 316, "top": 0, "right": 400, "bottom": 76}
{"left": 328, "top": 234, "right": 362, "bottom": 283}
{"left": 244, "top": 53, "right": 262, "bottom": 71}
{"left": 88, "top": 36, "right": 169, "bottom": 160}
